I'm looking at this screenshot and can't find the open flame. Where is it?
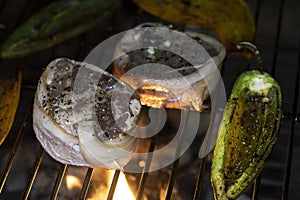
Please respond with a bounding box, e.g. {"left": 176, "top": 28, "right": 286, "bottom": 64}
{"left": 65, "top": 169, "right": 136, "bottom": 200}
{"left": 108, "top": 170, "right": 135, "bottom": 200}
{"left": 66, "top": 175, "right": 82, "bottom": 190}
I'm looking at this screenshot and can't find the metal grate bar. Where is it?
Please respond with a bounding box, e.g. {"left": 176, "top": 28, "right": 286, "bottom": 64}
{"left": 251, "top": 174, "right": 261, "bottom": 200}
{"left": 50, "top": 164, "right": 68, "bottom": 200}
{"left": 253, "top": 0, "right": 262, "bottom": 39}
{"left": 0, "top": 0, "right": 31, "bottom": 41}
{"left": 281, "top": 42, "right": 300, "bottom": 200}
{"left": 0, "top": 107, "right": 32, "bottom": 192}
{"left": 21, "top": 146, "right": 45, "bottom": 200}
{"left": 0, "top": 0, "right": 6, "bottom": 14}
{"left": 107, "top": 170, "right": 121, "bottom": 200}
{"left": 193, "top": 156, "right": 208, "bottom": 200}
{"left": 165, "top": 108, "right": 190, "bottom": 200}
{"left": 165, "top": 158, "right": 180, "bottom": 200}
{"left": 0, "top": 1, "right": 297, "bottom": 199}
{"left": 21, "top": 84, "right": 37, "bottom": 90}
{"left": 14, "top": 0, "right": 31, "bottom": 25}
{"left": 249, "top": 0, "right": 265, "bottom": 196}
{"left": 135, "top": 136, "right": 156, "bottom": 200}
{"left": 270, "top": 0, "right": 285, "bottom": 75}
{"left": 79, "top": 168, "right": 94, "bottom": 200}
{"left": 134, "top": 8, "right": 144, "bottom": 26}
{"left": 136, "top": 108, "right": 165, "bottom": 200}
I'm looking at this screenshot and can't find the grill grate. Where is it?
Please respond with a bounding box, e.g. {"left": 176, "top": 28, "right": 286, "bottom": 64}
{"left": 0, "top": 0, "right": 299, "bottom": 199}
{"left": 281, "top": 42, "right": 300, "bottom": 200}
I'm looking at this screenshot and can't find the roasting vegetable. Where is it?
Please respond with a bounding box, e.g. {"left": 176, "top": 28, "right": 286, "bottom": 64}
{"left": 1, "top": 0, "right": 121, "bottom": 59}
{"left": 132, "top": 0, "right": 255, "bottom": 51}
{"left": 0, "top": 70, "right": 22, "bottom": 145}
{"left": 211, "top": 70, "right": 282, "bottom": 200}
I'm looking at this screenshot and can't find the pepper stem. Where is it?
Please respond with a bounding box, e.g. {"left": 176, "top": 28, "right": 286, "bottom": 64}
{"left": 236, "top": 42, "right": 264, "bottom": 71}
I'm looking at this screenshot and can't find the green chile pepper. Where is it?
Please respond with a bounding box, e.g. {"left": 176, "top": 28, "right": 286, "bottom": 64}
{"left": 211, "top": 70, "right": 282, "bottom": 200}
{"left": 1, "top": 0, "right": 121, "bottom": 59}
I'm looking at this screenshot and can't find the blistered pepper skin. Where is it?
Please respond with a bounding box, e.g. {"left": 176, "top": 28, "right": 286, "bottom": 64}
{"left": 211, "top": 70, "right": 282, "bottom": 200}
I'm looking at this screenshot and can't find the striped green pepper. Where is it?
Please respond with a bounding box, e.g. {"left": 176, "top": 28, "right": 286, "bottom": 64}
{"left": 1, "top": 0, "right": 121, "bottom": 59}
{"left": 211, "top": 70, "right": 282, "bottom": 200}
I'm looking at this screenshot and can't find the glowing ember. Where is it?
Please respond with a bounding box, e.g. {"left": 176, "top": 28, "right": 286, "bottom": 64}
{"left": 66, "top": 175, "right": 82, "bottom": 190}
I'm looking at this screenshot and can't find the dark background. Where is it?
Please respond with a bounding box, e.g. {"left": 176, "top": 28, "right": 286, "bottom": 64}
{"left": 0, "top": 0, "right": 299, "bottom": 199}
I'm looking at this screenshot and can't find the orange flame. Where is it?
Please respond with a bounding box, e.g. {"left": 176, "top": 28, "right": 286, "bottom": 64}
{"left": 66, "top": 175, "right": 82, "bottom": 190}
{"left": 108, "top": 170, "right": 135, "bottom": 200}
{"left": 66, "top": 170, "right": 137, "bottom": 200}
